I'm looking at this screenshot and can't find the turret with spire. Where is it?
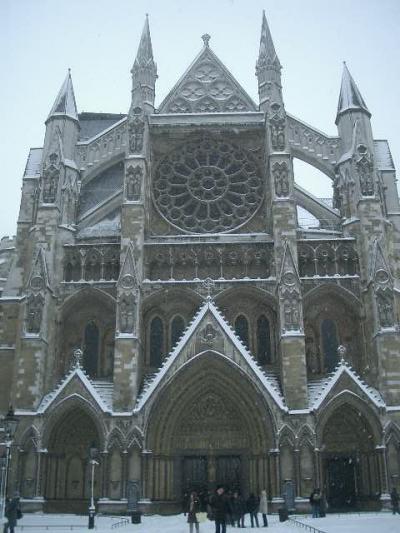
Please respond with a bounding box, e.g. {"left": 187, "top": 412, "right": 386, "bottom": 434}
{"left": 335, "top": 62, "right": 373, "bottom": 154}
{"left": 256, "top": 10, "right": 282, "bottom": 110}
{"left": 130, "top": 14, "right": 157, "bottom": 114}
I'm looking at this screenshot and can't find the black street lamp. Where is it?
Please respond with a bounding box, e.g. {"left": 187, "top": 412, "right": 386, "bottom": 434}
{"left": 1, "top": 406, "right": 19, "bottom": 526}
{"left": 88, "top": 443, "right": 99, "bottom": 530}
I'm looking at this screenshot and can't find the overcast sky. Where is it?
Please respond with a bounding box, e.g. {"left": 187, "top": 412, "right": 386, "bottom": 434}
{"left": 1, "top": 0, "right": 399, "bottom": 237}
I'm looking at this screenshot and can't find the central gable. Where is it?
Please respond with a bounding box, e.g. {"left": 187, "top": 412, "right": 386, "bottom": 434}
{"left": 158, "top": 41, "right": 257, "bottom": 114}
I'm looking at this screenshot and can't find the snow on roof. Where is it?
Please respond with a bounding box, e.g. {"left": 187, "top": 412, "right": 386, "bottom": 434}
{"left": 336, "top": 63, "right": 370, "bottom": 123}
{"left": 47, "top": 70, "right": 78, "bottom": 123}
{"left": 24, "top": 148, "right": 43, "bottom": 177}
{"left": 374, "top": 140, "right": 395, "bottom": 171}
{"left": 36, "top": 366, "right": 113, "bottom": 414}
{"left": 135, "top": 299, "right": 287, "bottom": 412}
{"left": 309, "top": 359, "right": 385, "bottom": 411}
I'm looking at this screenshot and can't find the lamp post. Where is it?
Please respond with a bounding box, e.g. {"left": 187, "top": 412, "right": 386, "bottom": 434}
{"left": 1, "top": 406, "right": 19, "bottom": 526}
{"left": 88, "top": 443, "right": 99, "bottom": 530}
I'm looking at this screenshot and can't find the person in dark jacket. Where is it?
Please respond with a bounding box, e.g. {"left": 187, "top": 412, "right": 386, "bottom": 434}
{"left": 3, "top": 494, "right": 20, "bottom": 533}
{"left": 309, "top": 488, "right": 321, "bottom": 518}
{"left": 391, "top": 487, "right": 400, "bottom": 515}
{"left": 211, "top": 486, "right": 230, "bottom": 533}
{"left": 186, "top": 491, "right": 201, "bottom": 533}
{"left": 231, "top": 491, "right": 246, "bottom": 528}
{"left": 246, "top": 493, "right": 260, "bottom": 528}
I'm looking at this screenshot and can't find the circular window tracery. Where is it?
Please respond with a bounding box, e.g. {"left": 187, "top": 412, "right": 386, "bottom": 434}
{"left": 152, "top": 138, "right": 264, "bottom": 233}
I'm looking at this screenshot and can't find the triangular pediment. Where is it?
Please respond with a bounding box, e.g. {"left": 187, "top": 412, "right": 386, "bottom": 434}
{"left": 135, "top": 299, "right": 286, "bottom": 412}
{"left": 310, "top": 361, "right": 385, "bottom": 411}
{"left": 158, "top": 44, "right": 257, "bottom": 114}
{"left": 36, "top": 367, "right": 112, "bottom": 414}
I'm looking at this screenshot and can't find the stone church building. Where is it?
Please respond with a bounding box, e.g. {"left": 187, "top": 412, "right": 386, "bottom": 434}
{"left": 1, "top": 13, "right": 400, "bottom": 513}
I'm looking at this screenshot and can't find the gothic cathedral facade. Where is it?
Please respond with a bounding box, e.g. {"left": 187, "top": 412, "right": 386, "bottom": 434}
{"left": 1, "top": 13, "right": 400, "bottom": 513}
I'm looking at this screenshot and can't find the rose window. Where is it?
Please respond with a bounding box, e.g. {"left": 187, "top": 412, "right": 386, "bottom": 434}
{"left": 152, "top": 138, "right": 263, "bottom": 233}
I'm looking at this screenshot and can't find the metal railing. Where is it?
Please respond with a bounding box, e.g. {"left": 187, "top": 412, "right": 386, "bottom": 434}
{"left": 288, "top": 517, "right": 328, "bottom": 533}
{"left": 17, "top": 526, "right": 87, "bottom": 531}
{"left": 111, "top": 517, "right": 130, "bottom": 529}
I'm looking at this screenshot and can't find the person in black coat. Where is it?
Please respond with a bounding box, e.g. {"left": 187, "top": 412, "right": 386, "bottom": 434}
{"left": 211, "top": 486, "right": 230, "bottom": 533}
{"left": 391, "top": 487, "right": 400, "bottom": 515}
{"left": 231, "top": 491, "right": 246, "bottom": 528}
{"left": 3, "top": 495, "right": 21, "bottom": 533}
{"left": 246, "top": 493, "right": 260, "bottom": 528}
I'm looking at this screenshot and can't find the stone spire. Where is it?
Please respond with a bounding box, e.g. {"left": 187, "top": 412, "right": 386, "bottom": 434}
{"left": 47, "top": 69, "right": 78, "bottom": 124}
{"left": 130, "top": 14, "right": 157, "bottom": 113}
{"left": 336, "top": 62, "right": 371, "bottom": 124}
{"left": 256, "top": 11, "right": 282, "bottom": 109}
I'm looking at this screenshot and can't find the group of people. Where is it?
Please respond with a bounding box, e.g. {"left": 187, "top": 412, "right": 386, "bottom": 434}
{"left": 184, "top": 486, "right": 269, "bottom": 532}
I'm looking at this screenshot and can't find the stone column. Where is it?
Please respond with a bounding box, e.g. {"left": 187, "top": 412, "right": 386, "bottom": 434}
{"left": 376, "top": 445, "right": 390, "bottom": 499}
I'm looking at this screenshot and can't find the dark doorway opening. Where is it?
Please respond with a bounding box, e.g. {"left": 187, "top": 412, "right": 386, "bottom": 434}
{"left": 183, "top": 456, "right": 208, "bottom": 494}
{"left": 216, "top": 455, "right": 241, "bottom": 493}
{"left": 325, "top": 456, "right": 357, "bottom": 510}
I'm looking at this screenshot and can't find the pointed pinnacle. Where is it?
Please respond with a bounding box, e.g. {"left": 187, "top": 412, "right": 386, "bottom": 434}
{"left": 47, "top": 69, "right": 78, "bottom": 123}
{"left": 257, "top": 10, "right": 281, "bottom": 71}
{"left": 336, "top": 62, "right": 370, "bottom": 123}
{"left": 135, "top": 14, "right": 154, "bottom": 66}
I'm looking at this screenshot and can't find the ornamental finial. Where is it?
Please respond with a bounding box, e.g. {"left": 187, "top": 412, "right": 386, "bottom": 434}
{"left": 202, "top": 34, "right": 211, "bottom": 47}
{"left": 72, "top": 348, "right": 83, "bottom": 369}
{"left": 337, "top": 344, "right": 347, "bottom": 363}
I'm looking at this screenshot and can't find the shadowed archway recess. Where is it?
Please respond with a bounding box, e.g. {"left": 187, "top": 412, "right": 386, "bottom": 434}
{"left": 143, "top": 351, "right": 277, "bottom": 502}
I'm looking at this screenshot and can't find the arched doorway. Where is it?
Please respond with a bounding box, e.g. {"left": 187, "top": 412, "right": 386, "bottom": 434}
{"left": 144, "top": 352, "right": 275, "bottom": 505}
{"left": 44, "top": 407, "right": 102, "bottom": 513}
{"left": 320, "top": 403, "right": 380, "bottom": 510}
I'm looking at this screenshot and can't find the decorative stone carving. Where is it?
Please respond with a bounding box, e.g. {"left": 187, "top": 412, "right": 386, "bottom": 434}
{"left": 376, "top": 289, "right": 394, "bottom": 328}
{"left": 126, "top": 165, "right": 142, "bottom": 201}
{"left": 269, "top": 103, "right": 285, "bottom": 151}
{"left": 282, "top": 291, "right": 301, "bottom": 331}
{"left": 152, "top": 137, "right": 263, "bottom": 233}
{"left": 42, "top": 152, "right": 60, "bottom": 203}
{"left": 26, "top": 293, "right": 44, "bottom": 334}
{"left": 60, "top": 174, "right": 78, "bottom": 225}
{"left": 119, "top": 294, "right": 136, "bottom": 333}
{"left": 71, "top": 348, "right": 83, "bottom": 369}
{"left": 128, "top": 115, "right": 145, "bottom": 154}
{"left": 355, "top": 144, "right": 374, "bottom": 196}
{"left": 199, "top": 323, "right": 218, "bottom": 345}
{"left": 370, "top": 239, "right": 395, "bottom": 329}
{"left": 272, "top": 161, "right": 289, "bottom": 197}
{"left": 279, "top": 241, "right": 303, "bottom": 333}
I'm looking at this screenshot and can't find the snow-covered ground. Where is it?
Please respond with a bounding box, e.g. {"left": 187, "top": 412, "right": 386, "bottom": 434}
{"left": 12, "top": 511, "right": 400, "bottom": 532}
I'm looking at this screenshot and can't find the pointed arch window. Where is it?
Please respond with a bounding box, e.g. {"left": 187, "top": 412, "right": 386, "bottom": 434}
{"left": 257, "top": 315, "right": 271, "bottom": 364}
{"left": 150, "top": 317, "right": 164, "bottom": 367}
{"left": 235, "top": 315, "right": 249, "bottom": 348}
{"left": 83, "top": 321, "right": 100, "bottom": 377}
{"left": 321, "top": 319, "right": 339, "bottom": 372}
{"left": 170, "top": 315, "right": 185, "bottom": 350}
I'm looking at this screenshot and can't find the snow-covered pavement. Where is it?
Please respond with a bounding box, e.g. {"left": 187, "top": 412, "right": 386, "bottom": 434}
{"left": 13, "top": 511, "right": 400, "bottom": 532}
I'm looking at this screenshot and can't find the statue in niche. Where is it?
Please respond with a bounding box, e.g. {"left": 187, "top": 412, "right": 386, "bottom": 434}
{"left": 126, "top": 165, "right": 142, "bottom": 201}
{"left": 305, "top": 336, "right": 319, "bottom": 374}
{"left": 42, "top": 153, "right": 60, "bottom": 203}
{"left": 376, "top": 290, "right": 394, "bottom": 328}
{"left": 26, "top": 294, "right": 43, "bottom": 333}
{"left": 60, "top": 176, "right": 78, "bottom": 225}
{"left": 269, "top": 103, "right": 285, "bottom": 151}
{"left": 119, "top": 295, "right": 135, "bottom": 333}
{"left": 128, "top": 116, "right": 145, "bottom": 154}
{"left": 356, "top": 145, "right": 374, "bottom": 196}
{"left": 273, "top": 162, "right": 289, "bottom": 197}
{"left": 283, "top": 293, "right": 300, "bottom": 331}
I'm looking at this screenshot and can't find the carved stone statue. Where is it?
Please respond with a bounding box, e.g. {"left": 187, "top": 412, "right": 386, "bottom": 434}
{"left": 356, "top": 146, "right": 374, "bottom": 196}
{"left": 26, "top": 294, "right": 43, "bottom": 333}
{"left": 119, "top": 295, "right": 135, "bottom": 333}
{"left": 273, "top": 161, "right": 289, "bottom": 197}
{"left": 42, "top": 153, "right": 60, "bottom": 203}
{"left": 376, "top": 290, "right": 394, "bottom": 328}
{"left": 60, "top": 177, "right": 78, "bottom": 225}
{"left": 128, "top": 116, "right": 145, "bottom": 153}
{"left": 269, "top": 103, "right": 285, "bottom": 151}
{"left": 283, "top": 294, "right": 300, "bottom": 331}
{"left": 126, "top": 165, "right": 143, "bottom": 201}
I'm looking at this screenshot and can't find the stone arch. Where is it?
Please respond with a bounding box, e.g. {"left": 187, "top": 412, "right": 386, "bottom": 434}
{"left": 297, "top": 424, "right": 316, "bottom": 447}
{"left": 106, "top": 427, "right": 126, "bottom": 451}
{"left": 143, "top": 350, "right": 277, "bottom": 502}
{"left": 303, "top": 285, "right": 363, "bottom": 376}
{"left": 126, "top": 426, "right": 144, "bottom": 451}
{"left": 43, "top": 400, "right": 105, "bottom": 505}
{"left": 215, "top": 286, "right": 278, "bottom": 366}
{"left": 316, "top": 392, "right": 382, "bottom": 509}
{"left": 58, "top": 288, "right": 116, "bottom": 378}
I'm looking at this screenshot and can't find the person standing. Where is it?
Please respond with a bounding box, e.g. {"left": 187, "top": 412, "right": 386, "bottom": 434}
{"left": 231, "top": 491, "right": 245, "bottom": 528}
{"left": 3, "top": 494, "right": 21, "bottom": 533}
{"left": 186, "top": 491, "right": 201, "bottom": 533}
{"left": 246, "top": 493, "right": 260, "bottom": 528}
{"left": 211, "top": 486, "right": 229, "bottom": 533}
{"left": 391, "top": 487, "right": 400, "bottom": 515}
{"left": 259, "top": 489, "right": 268, "bottom": 527}
{"left": 309, "top": 488, "right": 321, "bottom": 518}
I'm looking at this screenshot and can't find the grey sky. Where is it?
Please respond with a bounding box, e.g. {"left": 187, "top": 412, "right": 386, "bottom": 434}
{"left": 1, "top": 0, "right": 399, "bottom": 237}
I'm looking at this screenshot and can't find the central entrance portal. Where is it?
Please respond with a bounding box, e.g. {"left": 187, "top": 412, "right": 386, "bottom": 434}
{"left": 182, "top": 455, "right": 242, "bottom": 495}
